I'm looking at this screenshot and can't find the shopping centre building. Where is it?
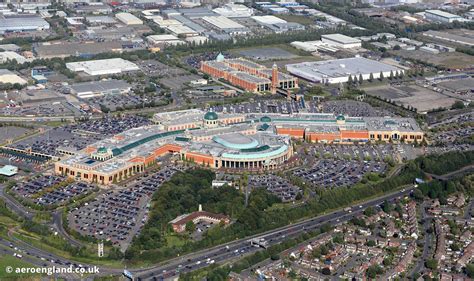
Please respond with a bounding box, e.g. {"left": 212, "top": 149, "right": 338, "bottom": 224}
{"left": 55, "top": 110, "right": 423, "bottom": 185}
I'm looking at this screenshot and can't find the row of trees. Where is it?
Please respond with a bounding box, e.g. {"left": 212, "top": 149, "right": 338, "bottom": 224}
{"left": 415, "top": 150, "right": 474, "bottom": 176}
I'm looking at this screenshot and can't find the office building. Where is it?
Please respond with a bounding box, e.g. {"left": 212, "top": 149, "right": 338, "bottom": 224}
{"left": 200, "top": 54, "right": 298, "bottom": 93}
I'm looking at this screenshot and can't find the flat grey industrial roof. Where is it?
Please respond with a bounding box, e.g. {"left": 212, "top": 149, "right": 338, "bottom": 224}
{"left": 178, "top": 7, "right": 217, "bottom": 18}
{"left": 0, "top": 44, "right": 20, "bottom": 51}
{"left": 286, "top": 57, "right": 401, "bottom": 79}
{"left": 0, "top": 69, "right": 14, "bottom": 75}
{"left": 86, "top": 16, "right": 117, "bottom": 24}
{"left": 169, "top": 14, "right": 206, "bottom": 33}
{"left": 0, "top": 16, "right": 49, "bottom": 31}
{"left": 322, "top": 34, "right": 361, "bottom": 44}
{"left": 34, "top": 41, "right": 132, "bottom": 58}
{"left": 425, "top": 9, "right": 462, "bottom": 19}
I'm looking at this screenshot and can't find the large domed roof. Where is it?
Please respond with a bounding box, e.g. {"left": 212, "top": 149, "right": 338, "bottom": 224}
{"left": 204, "top": 111, "right": 218, "bottom": 120}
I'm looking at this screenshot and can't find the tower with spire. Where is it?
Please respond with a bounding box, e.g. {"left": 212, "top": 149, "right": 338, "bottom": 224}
{"left": 271, "top": 62, "right": 278, "bottom": 94}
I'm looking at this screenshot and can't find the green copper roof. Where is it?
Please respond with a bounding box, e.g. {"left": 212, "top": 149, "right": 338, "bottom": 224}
{"left": 112, "top": 129, "right": 185, "bottom": 156}
{"left": 97, "top": 147, "right": 107, "bottom": 153}
{"left": 204, "top": 111, "right": 218, "bottom": 120}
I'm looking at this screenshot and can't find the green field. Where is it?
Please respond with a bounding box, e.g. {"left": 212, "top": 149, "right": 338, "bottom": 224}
{"left": 0, "top": 254, "right": 38, "bottom": 279}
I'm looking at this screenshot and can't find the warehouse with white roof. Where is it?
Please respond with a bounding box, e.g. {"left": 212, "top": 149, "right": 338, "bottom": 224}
{"left": 321, "top": 34, "right": 362, "bottom": 49}
{"left": 66, "top": 58, "right": 140, "bottom": 76}
{"left": 0, "top": 69, "right": 27, "bottom": 85}
{"left": 213, "top": 3, "right": 254, "bottom": 18}
{"left": 147, "top": 34, "right": 185, "bottom": 46}
{"left": 424, "top": 10, "right": 466, "bottom": 23}
{"left": 0, "top": 16, "right": 50, "bottom": 33}
{"left": 251, "top": 15, "right": 287, "bottom": 25}
{"left": 202, "top": 16, "right": 249, "bottom": 35}
{"left": 115, "top": 12, "right": 143, "bottom": 25}
{"left": 286, "top": 57, "right": 404, "bottom": 84}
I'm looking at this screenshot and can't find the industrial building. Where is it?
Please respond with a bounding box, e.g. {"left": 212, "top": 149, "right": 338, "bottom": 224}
{"left": 55, "top": 110, "right": 423, "bottom": 185}
{"left": 147, "top": 34, "right": 185, "bottom": 46}
{"left": 0, "top": 44, "right": 21, "bottom": 52}
{"left": 85, "top": 16, "right": 117, "bottom": 25}
{"left": 0, "top": 69, "right": 27, "bottom": 85}
{"left": 115, "top": 12, "right": 143, "bottom": 25}
{"left": 291, "top": 34, "right": 361, "bottom": 53}
{"left": 251, "top": 15, "right": 305, "bottom": 33}
{"left": 200, "top": 54, "right": 298, "bottom": 93}
{"left": 424, "top": 10, "right": 466, "bottom": 23}
{"left": 74, "top": 3, "right": 112, "bottom": 14}
{"left": 33, "top": 41, "right": 142, "bottom": 59}
{"left": 166, "top": 24, "right": 199, "bottom": 37}
{"left": 0, "top": 51, "right": 27, "bottom": 64}
{"left": 68, "top": 79, "right": 132, "bottom": 99}
{"left": 321, "top": 34, "right": 362, "bottom": 49}
{"left": 286, "top": 57, "right": 404, "bottom": 84}
{"left": 202, "top": 16, "right": 249, "bottom": 35}
{"left": 0, "top": 16, "right": 50, "bottom": 33}
{"left": 213, "top": 3, "right": 254, "bottom": 18}
{"left": 66, "top": 58, "right": 140, "bottom": 76}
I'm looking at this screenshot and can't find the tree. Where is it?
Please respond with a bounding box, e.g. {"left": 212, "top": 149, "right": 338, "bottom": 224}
{"left": 348, "top": 75, "right": 353, "bottom": 84}
{"left": 425, "top": 259, "right": 438, "bottom": 270}
{"left": 311, "top": 247, "right": 322, "bottom": 259}
{"left": 369, "top": 72, "right": 374, "bottom": 82}
{"left": 413, "top": 189, "right": 424, "bottom": 201}
{"left": 465, "top": 263, "right": 474, "bottom": 278}
{"left": 364, "top": 206, "right": 376, "bottom": 216}
{"left": 322, "top": 267, "right": 331, "bottom": 275}
{"left": 389, "top": 70, "right": 394, "bottom": 80}
{"left": 367, "top": 265, "right": 383, "bottom": 278}
{"left": 379, "top": 71, "right": 384, "bottom": 81}
{"left": 359, "top": 73, "right": 363, "bottom": 84}
{"left": 185, "top": 220, "right": 196, "bottom": 233}
{"left": 366, "top": 240, "right": 376, "bottom": 247}
{"left": 383, "top": 256, "right": 393, "bottom": 266}
{"left": 270, "top": 254, "right": 280, "bottom": 260}
{"left": 382, "top": 200, "right": 393, "bottom": 213}
{"left": 451, "top": 101, "right": 465, "bottom": 110}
